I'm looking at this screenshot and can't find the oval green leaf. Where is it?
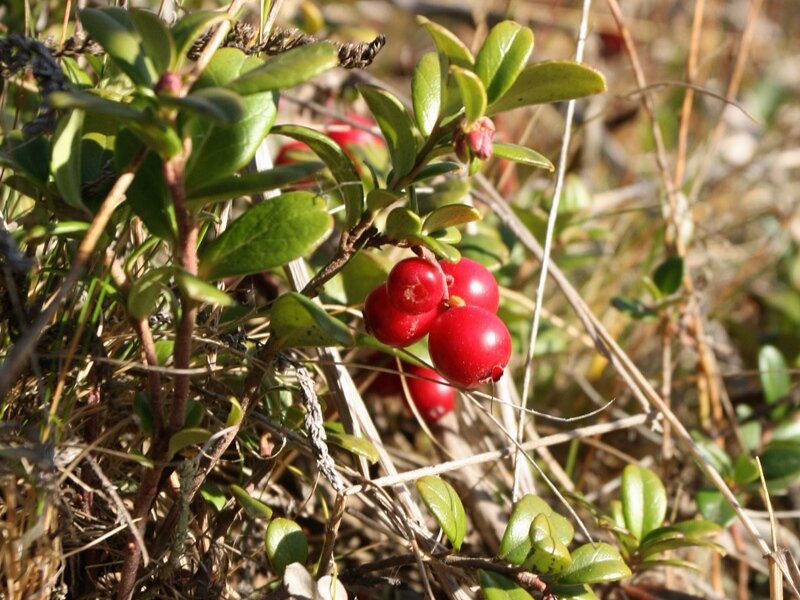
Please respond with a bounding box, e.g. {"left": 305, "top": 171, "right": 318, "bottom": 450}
{"left": 272, "top": 124, "right": 364, "bottom": 228}
{"left": 385, "top": 207, "right": 423, "bottom": 238}
{"left": 451, "top": 66, "right": 487, "bottom": 126}
{"left": 760, "top": 441, "right": 800, "bottom": 491}
{"left": 759, "top": 345, "right": 790, "bottom": 409}
{"left": 229, "top": 42, "right": 339, "bottom": 95}
{"left": 695, "top": 488, "right": 737, "bottom": 527}
{"left": 270, "top": 292, "right": 355, "bottom": 348}
{"left": 175, "top": 270, "right": 234, "bottom": 307}
{"left": 168, "top": 427, "right": 212, "bottom": 458}
{"left": 412, "top": 52, "right": 442, "bottom": 136}
{"left": 423, "top": 203, "right": 481, "bottom": 233}
{"left": 359, "top": 85, "right": 418, "bottom": 184}
{"left": 231, "top": 484, "right": 273, "bottom": 519}
{"left": 415, "top": 476, "right": 467, "bottom": 551}
{"left": 51, "top": 109, "right": 85, "bottom": 210}
{"left": 129, "top": 9, "right": 175, "bottom": 77}
{"left": 266, "top": 518, "right": 309, "bottom": 576}
{"left": 199, "top": 191, "right": 332, "bottom": 280}
{"left": 492, "top": 142, "right": 554, "bottom": 171}
{"left": 653, "top": 255, "right": 684, "bottom": 296}
{"left": 324, "top": 428, "right": 380, "bottom": 464}
{"left": 127, "top": 266, "right": 173, "bottom": 320}
{"left": 417, "top": 16, "right": 474, "bottom": 68}
{"left": 621, "top": 465, "right": 667, "bottom": 542}
{"left": 487, "top": 61, "right": 606, "bottom": 115}
{"left": 527, "top": 514, "right": 571, "bottom": 575}
{"left": 161, "top": 87, "right": 245, "bottom": 124}
{"left": 499, "top": 494, "right": 574, "bottom": 564}
{"left": 556, "top": 542, "right": 631, "bottom": 585}
{"left": 478, "top": 570, "right": 535, "bottom": 600}
{"left": 476, "top": 21, "right": 534, "bottom": 104}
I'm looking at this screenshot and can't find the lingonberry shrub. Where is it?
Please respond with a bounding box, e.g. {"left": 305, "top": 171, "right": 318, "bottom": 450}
{"left": 440, "top": 257, "right": 500, "bottom": 313}
{"left": 363, "top": 283, "right": 439, "bottom": 347}
{"left": 386, "top": 257, "right": 447, "bottom": 314}
{"left": 404, "top": 365, "right": 455, "bottom": 422}
{"left": 428, "top": 305, "right": 512, "bottom": 388}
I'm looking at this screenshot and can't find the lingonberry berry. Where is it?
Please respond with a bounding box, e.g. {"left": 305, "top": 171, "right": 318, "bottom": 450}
{"left": 428, "top": 306, "right": 511, "bottom": 388}
{"left": 404, "top": 365, "right": 455, "bottom": 422}
{"left": 386, "top": 257, "right": 446, "bottom": 314}
{"left": 440, "top": 257, "right": 500, "bottom": 313}
{"left": 363, "top": 284, "right": 438, "bottom": 347}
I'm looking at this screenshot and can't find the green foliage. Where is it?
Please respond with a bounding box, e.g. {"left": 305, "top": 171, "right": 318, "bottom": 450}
{"left": 415, "top": 476, "right": 467, "bottom": 551}
{"left": 265, "top": 518, "right": 309, "bottom": 576}
{"left": 269, "top": 292, "right": 355, "bottom": 348}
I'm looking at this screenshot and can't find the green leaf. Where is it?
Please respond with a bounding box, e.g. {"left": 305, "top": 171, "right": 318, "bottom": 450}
{"left": 556, "top": 543, "right": 631, "bottom": 585}
{"left": 194, "top": 48, "right": 263, "bottom": 88}
{"left": 487, "top": 61, "right": 606, "bottom": 115}
{"left": 230, "top": 484, "right": 273, "bottom": 519}
{"left": 620, "top": 465, "right": 667, "bottom": 542}
{"left": 79, "top": 8, "right": 156, "bottom": 86}
{"left": 366, "top": 189, "right": 404, "bottom": 212}
{"left": 760, "top": 441, "right": 800, "bottom": 491}
{"left": 418, "top": 235, "right": 460, "bottom": 262}
{"left": 692, "top": 432, "right": 734, "bottom": 476}
{"left": 175, "top": 270, "right": 234, "bottom": 307}
{"left": 168, "top": 427, "right": 212, "bottom": 457}
{"left": 695, "top": 489, "right": 737, "bottom": 527}
{"left": 773, "top": 419, "right": 800, "bottom": 443}
{"left": 500, "top": 495, "right": 574, "bottom": 564}
{"left": 641, "top": 520, "right": 721, "bottom": 545}
{"left": 527, "top": 514, "right": 572, "bottom": 575}
{"left": 412, "top": 161, "right": 461, "bottom": 183}
{"left": 265, "top": 518, "right": 308, "bottom": 576}
{"left": 339, "top": 250, "right": 392, "bottom": 305}
{"left": 415, "top": 476, "right": 467, "bottom": 551}
{"left": 412, "top": 52, "right": 442, "bottom": 136}
{"left": 200, "top": 482, "right": 227, "bottom": 512}
{"left": 226, "top": 397, "right": 244, "bottom": 427}
{"left": 638, "top": 535, "right": 724, "bottom": 560}
{"left": 127, "top": 267, "right": 172, "bottom": 319}
{"left": 417, "top": 16, "right": 474, "bottom": 68}
{"left": 423, "top": 203, "right": 481, "bottom": 233}
{"left": 324, "top": 428, "right": 380, "bottom": 464}
{"left": 478, "top": 570, "right": 535, "bottom": 600}
{"left": 185, "top": 90, "right": 278, "bottom": 189}
{"left": 476, "top": 21, "right": 534, "bottom": 104}
{"left": 184, "top": 399, "right": 204, "bottom": 428}
{"left": 451, "top": 66, "right": 487, "bottom": 126}
{"left": 49, "top": 90, "right": 145, "bottom": 122}
{"left": 272, "top": 125, "right": 364, "bottom": 228}
{"left": 638, "top": 558, "right": 703, "bottom": 573}
{"left": 653, "top": 255, "right": 684, "bottom": 296}
{"left": 51, "top": 109, "right": 85, "bottom": 210}
{"left": 269, "top": 292, "right": 355, "bottom": 348}
{"left": 187, "top": 161, "right": 325, "bottom": 207}
{"left": 759, "top": 345, "right": 791, "bottom": 418}
{"left": 385, "top": 207, "right": 423, "bottom": 238}
{"left": 161, "top": 87, "right": 244, "bottom": 124}
{"left": 129, "top": 9, "right": 175, "bottom": 77}
{"left": 547, "top": 584, "right": 599, "bottom": 600}
{"left": 199, "top": 191, "right": 332, "bottom": 280}
{"left": 172, "top": 11, "right": 230, "bottom": 68}
{"left": 492, "top": 142, "right": 553, "bottom": 171}
{"left": 134, "top": 392, "right": 155, "bottom": 437}
{"left": 229, "top": 42, "right": 339, "bottom": 94}
{"left": 359, "top": 86, "right": 418, "bottom": 184}
{"left": 732, "top": 453, "right": 760, "bottom": 486}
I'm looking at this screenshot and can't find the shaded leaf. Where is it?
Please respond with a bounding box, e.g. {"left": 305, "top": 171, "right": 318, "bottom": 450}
{"left": 51, "top": 109, "right": 85, "bottom": 210}
{"left": 127, "top": 267, "right": 172, "bottom": 320}
{"left": 359, "top": 85, "right": 417, "bottom": 184}
{"left": 385, "top": 207, "right": 423, "bottom": 238}
{"left": 556, "top": 543, "right": 631, "bottom": 585}
{"left": 412, "top": 52, "right": 442, "bottom": 136}
{"left": 161, "top": 87, "right": 244, "bottom": 124}
{"left": 339, "top": 251, "right": 392, "bottom": 305}
{"left": 487, "top": 61, "right": 606, "bottom": 115}
{"left": 134, "top": 392, "right": 155, "bottom": 437}
{"left": 229, "top": 42, "right": 339, "bottom": 94}
{"left": 451, "top": 66, "right": 487, "bottom": 126}
{"left": 416, "top": 476, "right": 467, "bottom": 551}
{"left": 175, "top": 270, "right": 234, "bottom": 307}
{"left": 653, "top": 256, "right": 684, "bottom": 296}
{"left": 492, "top": 142, "right": 553, "bottom": 171}
{"left": 760, "top": 441, "right": 800, "bottom": 491}
{"left": 129, "top": 9, "right": 175, "bottom": 77}
{"left": 270, "top": 292, "right": 354, "bottom": 348}
{"left": 168, "top": 427, "right": 212, "bottom": 457}
{"left": 265, "top": 518, "right": 308, "bottom": 576}
{"left": 231, "top": 484, "right": 273, "bottom": 519}
{"left": 695, "top": 489, "right": 737, "bottom": 527}
{"left": 759, "top": 345, "right": 791, "bottom": 418}
{"left": 199, "top": 191, "right": 332, "bottom": 280}
{"left": 412, "top": 161, "right": 461, "bottom": 182}
{"left": 476, "top": 21, "right": 534, "bottom": 104}
{"left": 621, "top": 464, "right": 667, "bottom": 542}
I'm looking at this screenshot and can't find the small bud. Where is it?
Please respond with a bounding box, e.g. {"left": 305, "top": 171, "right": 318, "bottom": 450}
{"left": 155, "top": 71, "right": 182, "bottom": 95}
{"left": 466, "top": 117, "right": 495, "bottom": 160}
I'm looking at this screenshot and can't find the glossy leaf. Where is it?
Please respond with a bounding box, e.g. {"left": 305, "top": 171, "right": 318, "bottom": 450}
{"left": 556, "top": 543, "right": 631, "bottom": 585}
{"left": 51, "top": 109, "right": 85, "bottom": 210}
{"left": 653, "top": 255, "right": 684, "bottom": 296}
{"left": 127, "top": 267, "right": 172, "bottom": 319}
{"left": 639, "top": 535, "right": 725, "bottom": 559}
{"left": 129, "top": 9, "right": 175, "bottom": 77}
{"left": 270, "top": 292, "right": 354, "bottom": 348}
{"left": 418, "top": 235, "right": 461, "bottom": 262}
{"left": 161, "top": 87, "right": 244, "bottom": 124}
{"left": 199, "top": 191, "right": 332, "bottom": 280}
{"left": 692, "top": 432, "right": 734, "bottom": 476}
{"left": 759, "top": 345, "right": 790, "bottom": 417}
{"left": 385, "top": 207, "right": 423, "bottom": 238}
{"left": 621, "top": 465, "right": 667, "bottom": 542}
{"left": 452, "top": 66, "right": 487, "bottom": 125}
{"left": 423, "top": 203, "right": 481, "bottom": 233}
{"left": 412, "top": 161, "right": 461, "bottom": 182}
{"left": 172, "top": 11, "right": 230, "bottom": 67}
{"left": 476, "top": 21, "right": 534, "bottom": 104}
{"left": 200, "top": 482, "right": 227, "bottom": 512}
{"left": 229, "top": 42, "right": 339, "bottom": 94}
{"left": 487, "top": 61, "right": 606, "bottom": 115}
{"left": 417, "top": 16, "right": 474, "bottom": 68}
{"left": 272, "top": 125, "right": 364, "bottom": 228}
{"left": 492, "top": 142, "right": 553, "bottom": 171}
{"left": 265, "top": 518, "right": 308, "bottom": 576}
{"left": 359, "top": 85, "right": 417, "bottom": 183}
{"left": 416, "top": 476, "right": 467, "bottom": 551}
{"left": 168, "top": 427, "right": 212, "bottom": 457}
{"left": 695, "top": 489, "right": 737, "bottom": 527}
{"left": 230, "top": 484, "right": 273, "bottom": 519}
{"left": 186, "top": 161, "right": 325, "bottom": 207}
{"left": 412, "top": 52, "right": 442, "bottom": 136}
{"left": 760, "top": 441, "right": 800, "bottom": 491}
{"left": 641, "top": 520, "right": 721, "bottom": 545}
{"left": 79, "top": 8, "right": 156, "bottom": 86}
{"left": 325, "top": 428, "right": 380, "bottom": 464}
{"left": 194, "top": 47, "right": 263, "bottom": 88}
{"left": 339, "top": 251, "right": 392, "bottom": 305}
{"left": 500, "top": 494, "right": 574, "bottom": 564}
{"left": 527, "top": 514, "right": 572, "bottom": 575}
{"left": 732, "top": 453, "right": 760, "bottom": 486}
{"left": 48, "top": 90, "right": 145, "bottom": 122}
{"left": 478, "top": 570, "right": 535, "bottom": 600}
{"left": 225, "top": 397, "right": 243, "bottom": 427}
{"left": 175, "top": 270, "right": 234, "bottom": 307}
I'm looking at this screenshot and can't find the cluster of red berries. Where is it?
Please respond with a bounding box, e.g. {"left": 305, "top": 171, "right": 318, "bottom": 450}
{"left": 364, "top": 256, "right": 512, "bottom": 390}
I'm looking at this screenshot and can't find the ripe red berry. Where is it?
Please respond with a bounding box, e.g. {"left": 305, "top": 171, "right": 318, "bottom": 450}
{"left": 363, "top": 284, "right": 438, "bottom": 348}
{"left": 386, "top": 257, "right": 446, "bottom": 314}
{"left": 404, "top": 365, "right": 455, "bottom": 422}
{"left": 440, "top": 257, "right": 500, "bottom": 313}
{"left": 428, "top": 306, "right": 512, "bottom": 388}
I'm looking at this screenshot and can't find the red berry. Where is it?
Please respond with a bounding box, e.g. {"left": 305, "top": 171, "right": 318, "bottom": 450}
{"left": 404, "top": 365, "right": 455, "bottom": 422}
{"left": 428, "top": 306, "right": 511, "bottom": 388}
{"left": 440, "top": 257, "right": 500, "bottom": 313}
{"left": 363, "top": 284, "right": 438, "bottom": 348}
{"left": 386, "top": 257, "right": 446, "bottom": 314}
{"left": 274, "top": 140, "right": 312, "bottom": 166}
